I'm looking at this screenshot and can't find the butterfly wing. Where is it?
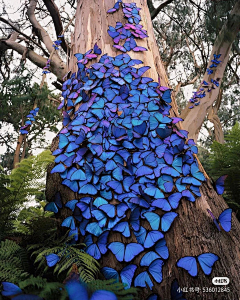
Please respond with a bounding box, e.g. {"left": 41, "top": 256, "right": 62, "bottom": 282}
{"left": 113, "top": 222, "right": 130, "bottom": 237}
{"left": 45, "top": 253, "right": 60, "bottom": 267}
{"left": 102, "top": 267, "right": 119, "bottom": 282}
{"left": 120, "top": 264, "right": 137, "bottom": 289}
{"left": 140, "top": 251, "right": 160, "bottom": 266}
{"left": 97, "top": 231, "right": 109, "bottom": 254}
{"left": 155, "top": 238, "right": 169, "bottom": 260}
{"left": 176, "top": 256, "right": 198, "bottom": 277}
{"left": 215, "top": 175, "right": 228, "bottom": 195}
{"left": 171, "top": 279, "right": 186, "bottom": 300}
{"left": 144, "top": 212, "right": 160, "bottom": 230}
{"left": 90, "top": 290, "right": 117, "bottom": 300}
{"left": 65, "top": 280, "right": 88, "bottom": 300}
{"left": 160, "top": 212, "right": 178, "bottom": 232}
{"left": 197, "top": 253, "right": 219, "bottom": 275}
{"left": 125, "top": 243, "right": 144, "bottom": 262}
{"left": 144, "top": 231, "right": 164, "bottom": 248}
{"left": 207, "top": 209, "right": 221, "bottom": 231}
{"left": 148, "top": 259, "right": 164, "bottom": 283}
{"left": 218, "top": 208, "right": 232, "bottom": 232}
{"left": 134, "top": 271, "right": 153, "bottom": 290}
{"left": 108, "top": 242, "right": 125, "bottom": 262}
{"left": 1, "top": 282, "right": 22, "bottom": 297}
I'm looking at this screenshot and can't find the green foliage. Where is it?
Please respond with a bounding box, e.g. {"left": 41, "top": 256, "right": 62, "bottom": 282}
{"left": 87, "top": 279, "right": 138, "bottom": 300}
{"left": 29, "top": 232, "right": 99, "bottom": 282}
{"left": 0, "top": 68, "right": 60, "bottom": 170}
{"left": 0, "top": 150, "right": 54, "bottom": 236}
{"left": 209, "top": 123, "right": 240, "bottom": 217}
{"left": 18, "top": 276, "right": 65, "bottom": 300}
{"left": 0, "top": 239, "right": 29, "bottom": 282}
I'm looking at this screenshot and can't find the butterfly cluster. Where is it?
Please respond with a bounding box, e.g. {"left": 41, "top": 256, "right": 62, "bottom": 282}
{"left": 189, "top": 54, "right": 221, "bottom": 109}
{"left": 207, "top": 54, "right": 221, "bottom": 75}
{"left": 107, "top": 0, "right": 148, "bottom": 52}
{"left": 42, "top": 59, "right": 51, "bottom": 74}
{"left": 43, "top": 0, "right": 226, "bottom": 296}
{"left": 20, "top": 107, "right": 39, "bottom": 135}
{"left": 42, "top": 34, "right": 64, "bottom": 74}
{"left": 47, "top": 42, "right": 206, "bottom": 291}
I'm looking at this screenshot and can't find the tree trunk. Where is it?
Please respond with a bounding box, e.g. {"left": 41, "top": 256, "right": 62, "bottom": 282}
{"left": 46, "top": 1, "right": 240, "bottom": 299}
{"left": 180, "top": 0, "right": 240, "bottom": 142}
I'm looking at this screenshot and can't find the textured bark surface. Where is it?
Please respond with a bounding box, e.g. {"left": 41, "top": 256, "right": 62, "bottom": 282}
{"left": 180, "top": 0, "right": 240, "bottom": 142}
{"left": 46, "top": 1, "right": 240, "bottom": 299}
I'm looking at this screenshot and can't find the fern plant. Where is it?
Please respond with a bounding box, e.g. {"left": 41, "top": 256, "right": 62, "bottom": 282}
{"left": 209, "top": 122, "right": 240, "bottom": 218}
{"left": 29, "top": 232, "right": 99, "bottom": 282}
{"left": 0, "top": 239, "right": 29, "bottom": 283}
{"left": 0, "top": 150, "right": 54, "bottom": 236}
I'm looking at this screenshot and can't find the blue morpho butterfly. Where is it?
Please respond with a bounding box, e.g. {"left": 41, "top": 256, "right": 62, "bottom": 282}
{"left": 108, "top": 242, "right": 144, "bottom": 262}
{"left": 62, "top": 216, "right": 76, "bottom": 230}
{"left": 213, "top": 53, "right": 221, "bottom": 60}
{"left": 207, "top": 208, "right": 232, "bottom": 232}
{"left": 177, "top": 253, "right": 219, "bottom": 277}
{"left": 65, "top": 279, "right": 117, "bottom": 300}
{"left": 1, "top": 282, "right": 43, "bottom": 299}
{"left": 65, "top": 199, "right": 78, "bottom": 211}
{"left": 134, "top": 259, "right": 164, "bottom": 289}
{"left": 171, "top": 279, "right": 187, "bottom": 300}
{"left": 143, "top": 212, "right": 178, "bottom": 232}
{"left": 140, "top": 247, "right": 168, "bottom": 266}
{"left": 102, "top": 264, "right": 137, "bottom": 289}
{"left": 139, "top": 230, "right": 164, "bottom": 249}
{"left": 84, "top": 231, "right": 109, "bottom": 259}
{"left": 213, "top": 175, "right": 227, "bottom": 195}
{"left": 44, "top": 191, "right": 62, "bottom": 213}
{"left": 112, "top": 221, "right": 130, "bottom": 237}
{"left": 147, "top": 295, "right": 159, "bottom": 300}
{"left": 161, "top": 89, "right": 172, "bottom": 103}
{"left": 45, "top": 253, "right": 60, "bottom": 267}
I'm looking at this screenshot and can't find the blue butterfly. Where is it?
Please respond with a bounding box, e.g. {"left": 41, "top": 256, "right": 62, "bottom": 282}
{"left": 45, "top": 253, "right": 60, "bottom": 267}
{"left": 84, "top": 231, "right": 109, "bottom": 259}
{"left": 1, "top": 282, "right": 43, "bottom": 299}
{"left": 171, "top": 279, "right": 186, "bottom": 300}
{"left": 102, "top": 264, "right": 137, "bottom": 289}
{"left": 207, "top": 208, "right": 232, "bottom": 232}
{"left": 65, "top": 279, "right": 117, "bottom": 300}
{"left": 214, "top": 175, "right": 227, "bottom": 195}
{"left": 44, "top": 191, "right": 62, "bottom": 213}
{"left": 108, "top": 242, "right": 144, "bottom": 262}
{"left": 143, "top": 212, "right": 178, "bottom": 232}
{"left": 177, "top": 253, "right": 219, "bottom": 276}
{"left": 113, "top": 222, "right": 130, "bottom": 237}
{"left": 147, "top": 294, "right": 159, "bottom": 300}
{"left": 134, "top": 259, "right": 164, "bottom": 289}
{"left": 144, "top": 231, "right": 164, "bottom": 248}
{"left": 62, "top": 216, "right": 76, "bottom": 230}
{"left": 152, "top": 193, "right": 182, "bottom": 211}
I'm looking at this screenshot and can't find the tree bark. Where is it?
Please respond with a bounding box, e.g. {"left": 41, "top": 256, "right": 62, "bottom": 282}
{"left": 180, "top": 0, "right": 240, "bottom": 142}
{"left": 46, "top": 1, "right": 240, "bottom": 299}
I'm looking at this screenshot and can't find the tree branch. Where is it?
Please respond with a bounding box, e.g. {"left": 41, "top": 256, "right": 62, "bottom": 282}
{"left": 42, "top": 0, "right": 70, "bottom": 54}
{"left": 26, "top": 0, "right": 55, "bottom": 54}
{"left": 0, "top": 39, "right": 66, "bottom": 81}
{"left": 0, "top": 17, "right": 49, "bottom": 57}
{"left": 180, "top": 0, "right": 240, "bottom": 141}
{"left": 150, "top": 0, "right": 175, "bottom": 20}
